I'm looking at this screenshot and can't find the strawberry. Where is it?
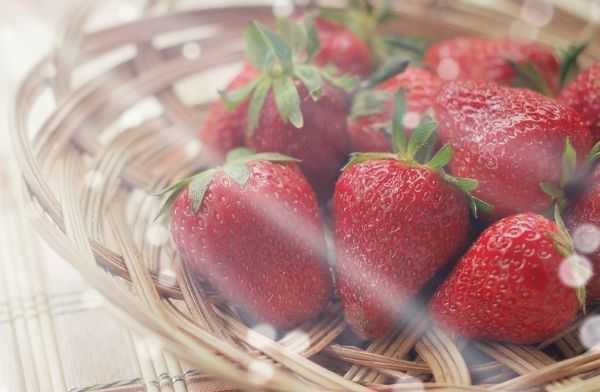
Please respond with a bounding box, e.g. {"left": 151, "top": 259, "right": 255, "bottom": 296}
{"left": 313, "top": 17, "right": 373, "bottom": 77}
{"left": 565, "top": 152, "right": 600, "bottom": 300}
{"left": 159, "top": 149, "right": 333, "bottom": 329}
{"left": 430, "top": 212, "right": 579, "bottom": 344}
{"left": 221, "top": 20, "right": 356, "bottom": 199}
{"left": 424, "top": 37, "right": 559, "bottom": 94}
{"left": 560, "top": 63, "right": 600, "bottom": 142}
{"left": 198, "top": 64, "right": 259, "bottom": 162}
{"left": 348, "top": 67, "right": 442, "bottom": 152}
{"left": 315, "top": 0, "right": 425, "bottom": 76}
{"left": 333, "top": 93, "right": 484, "bottom": 339}
{"left": 435, "top": 80, "right": 592, "bottom": 220}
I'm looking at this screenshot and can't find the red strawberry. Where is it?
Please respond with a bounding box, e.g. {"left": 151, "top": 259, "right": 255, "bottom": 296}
{"left": 222, "top": 20, "right": 355, "bottom": 199}
{"left": 565, "top": 163, "right": 600, "bottom": 300}
{"left": 313, "top": 17, "right": 373, "bottom": 77}
{"left": 435, "top": 80, "right": 592, "bottom": 220}
{"left": 348, "top": 67, "right": 442, "bottom": 152}
{"left": 246, "top": 79, "right": 349, "bottom": 199}
{"left": 424, "top": 37, "right": 559, "bottom": 93}
{"left": 560, "top": 63, "right": 600, "bottom": 141}
{"left": 430, "top": 213, "right": 579, "bottom": 344}
{"left": 161, "top": 149, "right": 333, "bottom": 329}
{"left": 333, "top": 94, "right": 480, "bottom": 338}
{"left": 198, "top": 64, "right": 259, "bottom": 162}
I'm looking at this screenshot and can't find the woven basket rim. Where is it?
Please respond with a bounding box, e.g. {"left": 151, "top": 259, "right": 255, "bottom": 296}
{"left": 10, "top": 1, "right": 600, "bottom": 391}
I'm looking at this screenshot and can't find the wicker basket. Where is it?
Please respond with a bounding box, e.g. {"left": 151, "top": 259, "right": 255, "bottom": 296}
{"left": 10, "top": 0, "right": 600, "bottom": 390}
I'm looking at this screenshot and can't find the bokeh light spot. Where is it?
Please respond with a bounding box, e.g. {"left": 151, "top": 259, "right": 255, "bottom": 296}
{"left": 81, "top": 289, "right": 104, "bottom": 308}
{"left": 248, "top": 360, "right": 275, "bottom": 385}
{"left": 437, "top": 58, "right": 460, "bottom": 81}
{"left": 121, "top": 110, "right": 143, "bottom": 128}
{"left": 146, "top": 223, "right": 170, "bottom": 246}
{"left": 580, "top": 315, "right": 600, "bottom": 350}
{"left": 182, "top": 42, "right": 201, "bottom": 60}
{"left": 84, "top": 170, "right": 105, "bottom": 190}
{"left": 272, "top": 0, "right": 294, "bottom": 17}
{"left": 521, "top": 0, "right": 555, "bottom": 27}
{"left": 391, "top": 375, "right": 424, "bottom": 392}
{"left": 248, "top": 323, "right": 277, "bottom": 349}
{"left": 574, "top": 224, "right": 600, "bottom": 254}
{"left": 184, "top": 140, "right": 203, "bottom": 158}
{"left": 559, "top": 254, "right": 593, "bottom": 288}
{"left": 403, "top": 112, "right": 421, "bottom": 129}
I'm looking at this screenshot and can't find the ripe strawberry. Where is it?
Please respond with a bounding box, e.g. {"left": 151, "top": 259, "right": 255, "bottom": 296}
{"left": 560, "top": 63, "right": 600, "bottom": 141}
{"left": 160, "top": 149, "right": 333, "bottom": 329}
{"left": 348, "top": 67, "right": 442, "bottom": 152}
{"left": 435, "top": 80, "right": 592, "bottom": 220}
{"left": 333, "top": 93, "right": 483, "bottom": 339}
{"left": 424, "top": 37, "right": 559, "bottom": 93}
{"left": 565, "top": 161, "right": 600, "bottom": 300}
{"left": 221, "top": 20, "right": 355, "bottom": 199}
{"left": 313, "top": 17, "right": 373, "bottom": 77}
{"left": 198, "top": 64, "right": 259, "bottom": 163}
{"left": 430, "top": 213, "right": 579, "bottom": 344}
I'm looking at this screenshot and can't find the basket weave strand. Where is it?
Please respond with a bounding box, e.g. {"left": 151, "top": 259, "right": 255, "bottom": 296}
{"left": 10, "top": 0, "right": 600, "bottom": 391}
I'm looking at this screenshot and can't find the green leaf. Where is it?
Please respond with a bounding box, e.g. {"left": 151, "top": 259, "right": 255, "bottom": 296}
{"left": 554, "top": 203, "right": 571, "bottom": 241}
{"left": 321, "top": 69, "right": 359, "bottom": 92}
{"left": 350, "top": 90, "right": 392, "bottom": 118}
{"left": 219, "top": 78, "right": 259, "bottom": 111}
{"left": 245, "top": 23, "right": 273, "bottom": 70}
{"left": 154, "top": 181, "right": 189, "bottom": 221}
{"left": 246, "top": 77, "right": 272, "bottom": 135}
{"left": 153, "top": 178, "right": 191, "bottom": 197}
{"left": 587, "top": 140, "right": 600, "bottom": 164}
{"left": 375, "top": 0, "right": 394, "bottom": 24}
{"left": 223, "top": 162, "right": 251, "bottom": 187}
{"left": 273, "top": 76, "right": 303, "bottom": 128}
{"left": 366, "top": 56, "right": 409, "bottom": 88}
{"left": 406, "top": 116, "right": 436, "bottom": 160}
{"left": 427, "top": 144, "right": 453, "bottom": 169}
{"left": 304, "top": 15, "right": 321, "bottom": 60}
{"left": 189, "top": 170, "right": 217, "bottom": 213}
{"left": 343, "top": 152, "right": 397, "bottom": 170}
{"left": 444, "top": 174, "right": 479, "bottom": 193}
{"left": 226, "top": 147, "right": 255, "bottom": 163}
{"left": 294, "top": 65, "right": 323, "bottom": 101}
{"left": 391, "top": 90, "right": 407, "bottom": 155}
{"left": 277, "top": 17, "right": 307, "bottom": 55}
{"left": 540, "top": 181, "right": 564, "bottom": 200}
{"left": 318, "top": 8, "right": 349, "bottom": 27}
{"left": 559, "top": 42, "right": 588, "bottom": 89}
{"left": 381, "top": 35, "right": 428, "bottom": 64}
{"left": 470, "top": 196, "right": 493, "bottom": 219}
{"left": 253, "top": 21, "right": 293, "bottom": 73}
{"left": 561, "top": 137, "right": 577, "bottom": 187}
{"left": 508, "top": 59, "right": 552, "bottom": 96}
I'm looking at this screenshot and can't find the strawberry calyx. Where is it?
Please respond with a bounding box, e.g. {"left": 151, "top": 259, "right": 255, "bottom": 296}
{"left": 551, "top": 205, "right": 587, "bottom": 311}
{"left": 541, "top": 138, "right": 600, "bottom": 213}
{"left": 540, "top": 138, "right": 577, "bottom": 211}
{"left": 155, "top": 148, "right": 299, "bottom": 219}
{"left": 344, "top": 90, "right": 493, "bottom": 218}
{"left": 508, "top": 59, "right": 553, "bottom": 96}
{"left": 220, "top": 19, "right": 358, "bottom": 135}
{"left": 558, "top": 42, "right": 588, "bottom": 90}
{"left": 319, "top": 0, "right": 426, "bottom": 65}
{"left": 507, "top": 42, "right": 588, "bottom": 95}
